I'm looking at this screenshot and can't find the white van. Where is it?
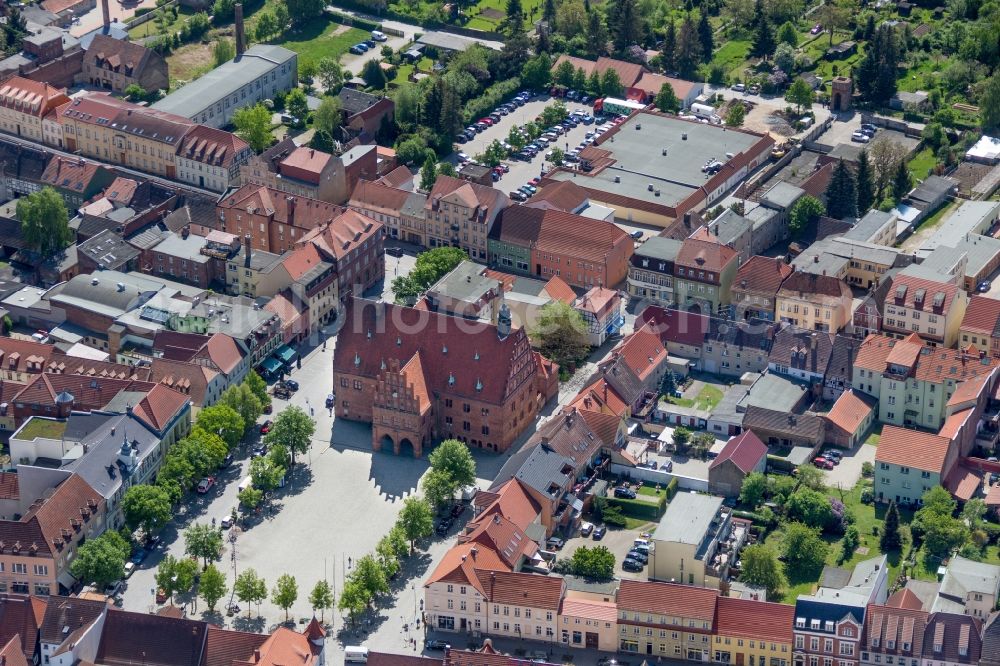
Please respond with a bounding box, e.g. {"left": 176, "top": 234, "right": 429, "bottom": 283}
{"left": 238, "top": 477, "right": 253, "bottom": 493}
{"left": 345, "top": 646, "right": 369, "bottom": 663}
{"left": 371, "top": 30, "right": 387, "bottom": 41}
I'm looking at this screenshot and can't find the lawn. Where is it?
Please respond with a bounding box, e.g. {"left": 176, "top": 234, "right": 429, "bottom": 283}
{"left": 710, "top": 40, "right": 751, "bottom": 80}
{"left": 17, "top": 418, "right": 67, "bottom": 440}
{"left": 908, "top": 147, "right": 938, "bottom": 181}
{"left": 270, "top": 20, "right": 368, "bottom": 68}
{"left": 464, "top": 0, "right": 543, "bottom": 30}
{"left": 166, "top": 42, "right": 215, "bottom": 86}
{"left": 864, "top": 425, "right": 882, "bottom": 446}
{"left": 909, "top": 199, "right": 955, "bottom": 236}
{"left": 128, "top": 5, "right": 198, "bottom": 39}
{"left": 667, "top": 385, "right": 724, "bottom": 411}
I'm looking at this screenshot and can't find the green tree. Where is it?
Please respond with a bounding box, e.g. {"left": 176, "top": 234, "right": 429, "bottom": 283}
{"left": 338, "top": 579, "right": 368, "bottom": 619}
{"left": 438, "top": 162, "right": 457, "bottom": 178}
{"left": 549, "top": 147, "right": 564, "bottom": 166}
{"left": 739, "top": 471, "right": 767, "bottom": 508}
{"left": 273, "top": 1, "right": 289, "bottom": 30}
{"left": 739, "top": 543, "right": 785, "bottom": 599}
{"left": 586, "top": 11, "right": 609, "bottom": 58}
{"left": 725, "top": 103, "right": 746, "bottom": 127}
{"left": 233, "top": 104, "right": 273, "bottom": 153}
{"left": 673, "top": 426, "right": 691, "bottom": 448}
{"left": 249, "top": 455, "right": 285, "bottom": 494}
{"left": 244, "top": 371, "right": 270, "bottom": 411}
{"left": 286, "top": 0, "right": 324, "bottom": 23}
{"left": 195, "top": 404, "right": 244, "bottom": 450}
{"left": 391, "top": 246, "right": 467, "bottom": 303}
{"left": 422, "top": 468, "right": 456, "bottom": 509}
{"left": 221, "top": 383, "right": 264, "bottom": 433}
{"left": 272, "top": 573, "right": 298, "bottom": 620}
{"left": 199, "top": 563, "right": 227, "bottom": 612}
{"left": 856, "top": 149, "right": 875, "bottom": 213}
{"left": 782, "top": 522, "right": 829, "bottom": 574}
{"left": 777, "top": 21, "right": 798, "bottom": 46}
{"left": 841, "top": 524, "right": 860, "bottom": 562}
{"left": 982, "top": 73, "right": 1000, "bottom": 133}
{"left": 880, "top": 500, "right": 902, "bottom": 551}
{"left": 857, "top": 24, "right": 899, "bottom": 104}
{"left": 796, "top": 463, "right": 826, "bottom": 491}
{"left": 892, "top": 157, "right": 912, "bottom": 201}
{"left": 124, "top": 83, "right": 146, "bottom": 102}
{"left": 570, "top": 545, "right": 615, "bottom": 580}
{"left": 660, "top": 20, "right": 678, "bottom": 74}
{"left": 420, "top": 155, "right": 438, "bottom": 191}
{"left": 123, "top": 484, "right": 172, "bottom": 538}
{"left": 156, "top": 555, "right": 198, "bottom": 603}
{"left": 235, "top": 568, "right": 268, "bottom": 618}
{"left": 749, "top": 0, "right": 774, "bottom": 58}
{"left": 309, "top": 579, "right": 334, "bottom": 620}
{"left": 608, "top": 0, "right": 643, "bottom": 51}
{"left": 540, "top": 100, "right": 569, "bottom": 127}
{"left": 213, "top": 38, "right": 235, "bottom": 67}
{"left": 427, "top": 439, "right": 477, "bottom": 502}
{"left": 286, "top": 88, "right": 309, "bottom": 126}
{"left": 351, "top": 554, "right": 389, "bottom": 608}
{"left": 786, "top": 78, "right": 814, "bottom": 115}
{"left": 675, "top": 15, "right": 702, "bottom": 80}
{"left": 697, "top": 11, "right": 713, "bottom": 63}
{"left": 824, "top": 159, "right": 858, "bottom": 219}
{"left": 264, "top": 405, "right": 314, "bottom": 465}
{"left": 543, "top": 0, "right": 557, "bottom": 27}
{"left": 185, "top": 523, "right": 224, "bottom": 568}
{"left": 361, "top": 59, "right": 387, "bottom": 90}
{"left": 70, "top": 531, "right": 130, "bottom": 588}
{"left": 239, "top": 485, "right": 264, "bottom": 509}
{"left": 601, "top": 68, "right": 624, "bottom": 97}
{"left": 522, "top": 54, "right": 552, "bottom": 90}
{"left": 17, "top": 187, "right": 71, "bottom": 256}
{"left": 655, "top": 82, "right": 681, "bottom": 112}
{"left": 398, "top": 496, "right": 434, "bottom": 551}
{"left": 254, "top": 10, "right": 277, "bottom": 40}
{"left": 529, "top": 300, "right": 590, "bottom": 370}
{"left": 554, "top": 59, "right": 576, "bottom": 87}
{"left": 317, "top": 58, "right": 345, "bottom": 94}
{"left": 789, "top": 195, "right": 825, "bottom": 238}
{"left": 507, "top": 125, "right": 526, "bottom": 150}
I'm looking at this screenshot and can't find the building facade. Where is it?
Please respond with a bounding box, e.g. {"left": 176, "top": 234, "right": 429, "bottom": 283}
{"left": 0, "top": 76, "right": 70, "bottom": 145}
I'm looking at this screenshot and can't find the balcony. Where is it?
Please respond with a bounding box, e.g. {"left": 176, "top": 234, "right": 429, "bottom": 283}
{"left": 704, "top": 517, "right": 749, "bottom": 579}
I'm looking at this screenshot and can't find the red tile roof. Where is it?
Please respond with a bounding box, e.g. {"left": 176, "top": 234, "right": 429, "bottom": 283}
{"left": 559, "top": 598, "right": 617, "bottom": 624}
{"left": 854, "top": 334, "right": 999, "bottom": 385}
{"left": 0, "top": 76, "right": 70, "bottom": 120}
{"left": 578, "top": 409, "right": 622, "bottom": 446}
{"left": 734, "top": 256, "right": 794, "bottom": 296}
{"left": 425, "top": 542, "right": 510, "bottom": 594}
{"left": 617, "top": 579, "right": 718, "bottom": 623}
{"left": 0, "top": 473, "right": 19, "bottom": 500}
{"left": 526, "top": 180, "right": 590, "bottom": 213}
{"left": 543, "top": 276, "right": 576, "bottom": 305}
{"left": 0, "top": 595, "right": 46, "bottom": 663}
{"left": 676, "top": 235, "right": 738, "bottom": 275}
{"left": 196, "top": 334, "right": 244, "bottom": 376}
{"left": 177, "top": 125, "right": 249, "bottom": 169}
{"left": 0, "top": 636, "right": 28, "bottom": 666}
{"left": 202, "top": 625, "right": 269, "bottom": 666}
{"left": 569, "top": 377, "right": 629, "bottom": 416}
{"left": 378, "top": 166, "right": 413, "bottom": 189}
{"left": 279, "top": 147, "right": 333, "bottom": 185}
{"left": 947, "top": 368, "right": 995, "bottom": 408}
{"left": 491, "top": 206, "right": 631, "bottom": 265}
{"left": 639, "top": 305, "right": 711, "bottom": 347}
{"left": 945, "top": 464, "right": 981, "bottom": 501}
{"left": 551, "top": 55, "right": 646, "bottom": 87}
{"left": 220, "top": 185, "right": 344, "bottom": 231}
{"left": 824, "top": 389, "right": 876, "bottom": 436}
{"left": 714, "top": 596, "right": 793, "bottom": 643}
{"left": 631, "top": 72, "right": 698, "bottom": 101}
{"left": 960, "top": 295, "right": 1000, "bottom": 335}
{"left": 864, "top": 603, "right": 928, "bottom": 654}
{"left": 428, "top": 176, "right": 506, "bottom": 216}
{"left": 282, "top": 243, "right": 328, "bottom": 282}
{"left": 709, "top": 430, "right": 767, "bottom": 474}
{"left": 613, "top": 320, "right": 666, "bottom": 382}
{"left": 41, "top": 156, "right": 105, "bottom": 195}
{"left": 475, "top": 571, "right": 563, "bottom": 609}
{"left": 576, "top": 286, "right": 618, "bottom": 318}
{"left": 149, "top": 358, "right": 217, "bottom": 406}
{"left": 301, "top": 209, "right": 384, "bottom": 261}
{"left": 104, "top": 177, "right": 138, "bottom": 205}
{"left": 886, "top": 588, "right": 925, "bottom": 610}
{"left": 350, "top": 179, "right": 412, "bottom": 212}
{"left": 778, "top": 271, "right": 853, "bottom": 301}
{"left": 96, "top": 609, "right": 208, "bottom": 666}
{"left": 891, "top": 274, "right": 960, "bottom": 315}
{"left": 130, "top": 383, "right": 189, "bottom": 432}
{"left": 476, "top": 478, "right": 542, "bottom": 531}
{"left": 876, "top": 425, "right": 951, "bottom": 474}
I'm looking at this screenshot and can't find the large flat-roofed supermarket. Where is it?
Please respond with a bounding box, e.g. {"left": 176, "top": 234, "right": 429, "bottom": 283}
{"left": 543, "top": 111, "right": 774, "bottom": 228}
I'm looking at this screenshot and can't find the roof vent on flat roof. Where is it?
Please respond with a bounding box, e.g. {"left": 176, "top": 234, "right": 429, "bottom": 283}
{"left": 662, "top": 148, "right": 667, "bottom": 156}
{"left": 635, "top": 123, "right": 641, "bottom": 130}
{"left": 682, "top": 133, "right": 688, "bottom": 140}
{"left": 648, "top": 184, "right": 654, "bottom": 192}
{"left": 655, "top": 190, "right": 660, "bottom": 196}
{"left": 614, "top": 176, "right": 620, "bottom": 183}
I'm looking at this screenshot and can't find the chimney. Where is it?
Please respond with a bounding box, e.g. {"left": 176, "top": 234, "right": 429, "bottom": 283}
{"left": 181, "top": 225, "right": 190, "bottom": 239}
{"left": 101, "top": 0, "right": 110, "bottom": 29}
{"left": 244, "top": 234, "right": 252, "bottom": 269}
{"left": 234, "top": 3, "right": 246, "bottom": 57}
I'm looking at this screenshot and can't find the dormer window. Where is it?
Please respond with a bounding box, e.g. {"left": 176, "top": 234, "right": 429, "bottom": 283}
{"left": 811, "top": 620, "right": 821, "bottom": 630}
{"left": 824, "top": 621, "right": 834, "bottom": 632}
{"left": 796, "top": 618, "right": 806, "bottom": 628}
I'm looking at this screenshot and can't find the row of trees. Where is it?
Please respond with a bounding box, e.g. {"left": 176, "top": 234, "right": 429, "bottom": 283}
{"left": 823, "top": 141, "right": 911, "bottom": 220}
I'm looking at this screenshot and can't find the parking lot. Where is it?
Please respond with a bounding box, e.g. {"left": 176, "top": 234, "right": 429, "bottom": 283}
{"left": 558, "top": 522, "right": 654, "bottom": 582}
{"left": 453, "top": 94, "right": 604, "bottom": 201}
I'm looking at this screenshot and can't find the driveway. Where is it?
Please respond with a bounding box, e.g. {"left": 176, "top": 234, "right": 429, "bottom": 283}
{"left": 339, "top": 31, "right": 412, "bottom": 76}
{"left": 821, "top": 440, "right": 876, "bottom": 489}
{"left": 559, "top": 526, "right": 652, "bottom": 582}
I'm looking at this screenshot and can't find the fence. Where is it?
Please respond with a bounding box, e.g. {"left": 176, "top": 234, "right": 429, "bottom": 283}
{"left": 610, "top": 462, "right": 709, "bottom": 492}
{"left": 125, "top": 0, "right": 179, "bottom": 29}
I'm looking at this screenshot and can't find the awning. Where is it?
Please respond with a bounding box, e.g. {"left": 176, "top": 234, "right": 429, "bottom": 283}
{"left": 260, "top": 357, "right": 283, "bottom": 374}
{"left": 274, "top": 345, "right": 296, "bottom": 365}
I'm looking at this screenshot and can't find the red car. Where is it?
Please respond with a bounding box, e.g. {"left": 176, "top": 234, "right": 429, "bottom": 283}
{"left": 478, "top": 117, "right": 493, "bottom": 126}
{"left": 529, "top": 178, "right": 540, "bottom": 186}
{"left": 259, "top": 420, "right": 273, "bottom": 435}
{"left": 813, "top": 457, "right": 834, "bottom": 470}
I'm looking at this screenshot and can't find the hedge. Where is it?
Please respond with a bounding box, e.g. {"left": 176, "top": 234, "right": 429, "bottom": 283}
{"left": 664, "top": 477, "right": 679, "bottom": 501}
{"left": 607, "top": 496, "right": 666, "bottom": 521}
{"left": 463, "top": 77, "right": 521, "bottom": 125}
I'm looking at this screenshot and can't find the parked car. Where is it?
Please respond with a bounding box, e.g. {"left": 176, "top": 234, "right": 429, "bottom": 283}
{"left": 123, "top": 561, "right": 136, "bottom": 578}
{"left": 221, "top": 515, "right": 235, "bottom": 529}
{"left": 197, "top": 477, "right": 215, "bottom": 493}
{"left": 622, "top": 558, "right": 644, "bottom": 572}
{"left": 259, "top": 420, "right": 273, "bottom": 435}
{"left": 860, "top": 123, "right": 878, "bottom": 134}
{"left": 130, "top": 549, "right": 147, "bottom": 565}
{"left": 813, "top": 456, "right": 835, "bottom": 470}
{"left": 851, "top": 131, "right": 871, "bottom": 143}
{"left": 580, "top": 522, "right": 594, "bottom": 537}
{"left": 283, "top": 379, "right": 299, "bottom": 391}
{"left": 386, "top": 246, "right": 403, "bottom": 257}
{"left": 349, "top": 45, "right": 365, "bottom": 55}
{"left": 631, "top": 230, "right": 644, "bottom": 240}
{"left": 810, "top": 23, "right": 822, "bottom": 34}
{"left": 824, "top": 449, "right": 843, "bottom": 462}
{"left": 457, "top": 152, "right": 470, "bottom": 163}
{"left": 251, "top": 443, "right": 268, "bottom": 458}
{"left": 627, "top": 549, "right": 648, "bottom": 564}
{"left": 732, "top": 83, "right": 746, "bottom": 93}
{"left": 546, "top": 536, "right": 565, "bottom": 550}
{"left": 592, "top": 525, "right": 607, "bottom": 540}
{"left": 222, "top": 452, "right": 234, "bottom": 469}
{"left": 371, "top": 30, "right": 388, "bottom": 41}
{"left": 425, "top": 640, "right": 452, "bottom": 651}
{"left": 614, "top": 486, "right": 637, "bottom": 499}
{"left": 979, "top": 280, "right": 991, "bottom": 292}
{"left": 156, "top": 588, "right": 168, "bottom": 604}
{"left": 435, "top": 519, "right": 452, "bottom": 535}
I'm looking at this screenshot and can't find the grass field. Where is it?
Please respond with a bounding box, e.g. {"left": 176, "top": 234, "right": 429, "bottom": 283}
{"left": 710, "top": 40, "right": 751, "bottom": 81}
{"left": 465, "top": 0, "right": 543, "bottom": 30}
{"left": 166, "top": 42, "right": 215, "bottom": 86}
{"left": 128, "top": 5, "right": 198, "bottom": 39}
{"left": 667, "top": 385, "right": 724, "bottom": 411}
{"left": 271, "top": 21, "right": 369, "bottom": 68}
{"left": 908, "top": 147, "right": 938, "bottom": 180}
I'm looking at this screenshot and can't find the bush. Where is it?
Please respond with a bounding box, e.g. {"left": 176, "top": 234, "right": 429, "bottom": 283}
{"left": 606, "top": 496, "right": 665, "bottom": 521}
{"left": 464, "top": 77, "right": 521, "bottom": 125}
{"left": 135, "top": 6, "right": 153, "bottom": 16}
{"left": 664, "top": 477, "right": 679, "bottom": 500}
